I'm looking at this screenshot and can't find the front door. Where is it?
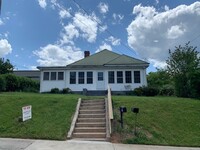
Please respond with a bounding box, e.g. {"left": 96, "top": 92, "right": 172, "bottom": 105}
{"left": 96, "top": 72, "right": 105, "bottom": 90}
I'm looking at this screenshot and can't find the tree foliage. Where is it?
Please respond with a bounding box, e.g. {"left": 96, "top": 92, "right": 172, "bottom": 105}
{"left": 166, "top": 42, "right": 200, "bottom": 98}
{"left": 0, "top": 58, "right": 14, "bottom": 74}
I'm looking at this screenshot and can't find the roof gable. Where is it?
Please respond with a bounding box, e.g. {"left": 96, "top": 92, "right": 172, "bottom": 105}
{"left": 68, "top": 49, "right": 120, "bottom": 66}
{"left": 105, "top": 55, "right": 148, "bottom": 65}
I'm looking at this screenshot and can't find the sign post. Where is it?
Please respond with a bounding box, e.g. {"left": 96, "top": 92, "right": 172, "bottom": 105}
{"left": 22, "top": 105, "right": 32, "bottom": 122}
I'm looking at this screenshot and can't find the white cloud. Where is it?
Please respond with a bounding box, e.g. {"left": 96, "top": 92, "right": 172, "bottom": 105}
{"left": 96, "top": 43, "right": 112, "bottom": 53}
{"left": 127, "top": 2, "right": 200, "bottom": 68}
{"left": 73, "top": 12, "right": 99, "bottom": 43}
{"left": 106, "top": 36, "right": 121, "bottom": 46}
{"left": 112, "top": 13, "right": 124, "bottom": 24}
{"left": 59, "top": 8, "right": 71, "bottom": 19}
{"left": 0, "top": 19, "right": 3, "bottom": 25}
{"left": 99, "top": 25, "right": 107, "bottom": 32}
{"left": 60, "top": 23, "right": 79, "bottom": 45}
{"left": 38, "top": 0, "right": 47, "bottom": 9}
{"left": 34, "top": 44, "right": 83, "bottom": 66}
{"left": 0, "top": 39, "right": 12, "bottom": 57}
{"left": 98, "top": 2, "right": 109, "bottom": 14}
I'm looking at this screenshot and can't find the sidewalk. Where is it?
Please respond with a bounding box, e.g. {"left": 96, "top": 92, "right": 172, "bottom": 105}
{"left": 0, "top": 138, "right": 200, "bottom": 150}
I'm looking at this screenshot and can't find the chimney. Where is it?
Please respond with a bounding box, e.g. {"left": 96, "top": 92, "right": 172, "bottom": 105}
{"left": 84, "top": 51, "right": 90, "bottom": 58}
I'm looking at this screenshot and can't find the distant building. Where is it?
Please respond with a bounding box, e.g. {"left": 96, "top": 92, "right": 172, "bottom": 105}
{"left": 37, "top": 49, "right": 149, "bottom": 94}
{"left": 13, "top": 70, "right": 40, "bottom": 81}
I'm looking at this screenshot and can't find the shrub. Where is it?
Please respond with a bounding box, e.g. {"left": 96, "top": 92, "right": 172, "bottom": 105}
{"left": 62, "top": 88, "right": 71, "bottom": 94}
{"left": 133, "top": 86, "right": 159, "bottom": 96}
{"left": 50, "top": 88, "right": 60, "bottom": 94}
{"left": 133, "top": 87, "right": 144, "bottom": 96}
{"left": 3, "top": 74, "right": 19, "bottom": 91}
{"left": 0, "top": 75, "right": 6, "bottom": 92}
{"left": 159, "top": 85, "right": 174, "bottom": 96}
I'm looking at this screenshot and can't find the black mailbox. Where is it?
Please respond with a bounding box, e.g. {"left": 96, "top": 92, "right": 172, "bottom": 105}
{"left": 120, "top": 106, "right": 127, "bottom": 113}
{"left": 132, "top": 108, "right": 139, "bottom": 113}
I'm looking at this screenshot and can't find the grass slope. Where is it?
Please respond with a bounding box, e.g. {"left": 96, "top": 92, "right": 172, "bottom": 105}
{"left": 0, "top": 92, "right": 81, "bottom": 140}
{"left": 112, "top": 96, "right": 200, "bottom": 147}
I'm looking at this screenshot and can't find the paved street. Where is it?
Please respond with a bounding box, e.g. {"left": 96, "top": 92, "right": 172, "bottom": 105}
{"left": 0, "top": 138, "right": 200, "bottom": 150}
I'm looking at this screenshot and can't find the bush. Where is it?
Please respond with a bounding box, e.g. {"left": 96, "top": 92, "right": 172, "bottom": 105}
{"left": 50, "top": 88, "right": 60, "bottom": 94}
{"left": 3, "top": 74, "right": 19, "bottom": 91}
{"left": 133, "top": 87, "right": 144, "bottom": 96}
{"left": 159, "top": 85, "right": 174, "bottom": 96}
{"left": 0, "top": 75, "right": 6, "bottom": 92}
{"left": 62, "top": 88, "right": 71, "bottom": 94}
{"left": 1, "top": 74, "right": 39, "bottom": 92}
{"left": 133, "top": 86, "right": 159, "bottom": 96}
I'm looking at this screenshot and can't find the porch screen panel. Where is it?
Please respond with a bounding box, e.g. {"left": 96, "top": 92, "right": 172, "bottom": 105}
{"left": 108, "top": 71, "right": 115, "bottom": 83}
{"left": 134, "top": 71, "right": 141, "bottom": 83}
{"left": 117, "top": 71, "right": 123, "bottom": 83}
{"left": 70, "top": 72, "right": 76, "bottom": 84}
{"left": 43, "top": 72, "right": 49, "bottom": 80}
{"left": 125, "top": 71, "right": 132, "bottom": 83}
{"left": 51, "top": 72, "right": 57, "bottom": 80}
{"left": 58, "top": 72, "right": 64, "bottom": 80}
{"left": 78, "top": 72, "right": 84, "bottom": 84}
{"left": 87, "top": 72, "right": 93, "bottom": 84}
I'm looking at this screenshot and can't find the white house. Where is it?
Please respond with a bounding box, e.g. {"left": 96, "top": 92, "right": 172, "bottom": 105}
{"left": 37, "top": 50, "right": 149, "bottom": 94}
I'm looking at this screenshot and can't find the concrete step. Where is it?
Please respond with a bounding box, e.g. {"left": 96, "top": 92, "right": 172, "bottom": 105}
{"left": 79, "top": 109, "right": 105, "bottom": 114}
{"left": 82, "top": 100, "right": 104, "bottom": 103}
{"left": 80, "top": 105, "right": 105, "bottom": 110}
{"left": 77, "top": 118, "right": 105, "bottom": 122}
{"left": 76, "top": 122, "right": 106, "bottom": 127}
{"left": 78, "top": 114, "right": 105, "bottom": 118}
{"left": 73, "top": 132, "right": 106, "bottom": 138}
{"left": 74, "top": 127, "right": 106, "bottom": 132}
{"left": 81, "top": 102, "right": 105, "bottom": 106}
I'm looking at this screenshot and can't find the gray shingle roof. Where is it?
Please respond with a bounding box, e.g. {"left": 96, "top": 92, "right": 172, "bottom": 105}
{"left": 67, "top": 49, "right": 149, "bottom": 68}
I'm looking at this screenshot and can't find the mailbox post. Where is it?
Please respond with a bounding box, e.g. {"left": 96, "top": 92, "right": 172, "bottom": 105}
{"left": 132, "top": 107, "right": 139, "bottom": 135}
{"left": 119, "top": 106, "right": 127, "bottom": 128}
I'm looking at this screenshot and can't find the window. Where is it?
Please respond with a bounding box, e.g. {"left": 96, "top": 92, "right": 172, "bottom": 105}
{"left": 51, "top": 72, "right": 56, "bottom": 80}
{"left": 98, "top": 72, "right": 103, "bottom": 81}
{"left": 58, "top": 72, "right": 64, "bottom": 80}
{"left": 70, "top": 72, "right": 76, "bottom": 84}
{"left": 125, "top": 71, "right": 132, "bottom": 83}
{"left": 87, "top": 72, "right": 93, "bottom": 84}
{"left": 134, "top": 71, "right": 141, "bottom": 83}
{"left": 43, "top": 72, "right": 49, "bottom": 80}
{"left": 108, "top": 71, "right": 115, "bottom": 83}
{"left": 78, "top": 72, "right": 84, "bottom": 84}
{"left": 117, "top": 71, "right": 123, "bottom": 83}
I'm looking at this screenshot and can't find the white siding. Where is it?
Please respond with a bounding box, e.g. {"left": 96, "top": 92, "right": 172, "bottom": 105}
{"left": 39, "top": 68, "right": 148, "bottom": 92}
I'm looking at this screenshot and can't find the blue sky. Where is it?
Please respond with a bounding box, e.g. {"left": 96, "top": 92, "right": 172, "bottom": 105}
{"left": 0, "top": 0, "right": 200, "bottom": 73}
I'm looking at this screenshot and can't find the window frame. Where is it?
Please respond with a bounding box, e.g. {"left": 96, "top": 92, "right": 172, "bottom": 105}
{"left": 70, "top": 72, "right": 76, "bottom": 84}
{"left": 108, "top": 71, "right": 115, "bottom": 84}
{"left": 43, "top": 72, "right": 50, "bottom": 80}
{"left": 98, "top": 72, "right": 104, "bottom": 81}
{"left": 50, "top": 72, "right": 57, "bottom": 80}
{"left": 78, "top": 72, "right": 85, "bottom": 84}
{"left": 125, "top": 71, "right": 132, "bottom": 83}
{"left": 134, "top": 71, "right": 141, "bottom": 83}
{"left": 87, "top": 71, "right": 93, "bottom": 84}
{"left": 58, "top": 72, "right": 64, "bottom": 80}
{"left": 117, "top": 71, "right": 123, "bottom": 83}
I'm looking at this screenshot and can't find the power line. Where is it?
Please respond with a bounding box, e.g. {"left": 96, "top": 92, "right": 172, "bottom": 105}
{"left": 71, "top": 0, "right": 137, "bottom": 56}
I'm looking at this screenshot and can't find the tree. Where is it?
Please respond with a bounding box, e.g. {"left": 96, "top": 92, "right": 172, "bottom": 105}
{"left": 0, "top": 58, "right": 14, "bottom": 74}
{"left": 147, "top": 69, "right": 173, "bottom": 88}
{"left": 166, "top": 42, "right": 200, "bottom": 98}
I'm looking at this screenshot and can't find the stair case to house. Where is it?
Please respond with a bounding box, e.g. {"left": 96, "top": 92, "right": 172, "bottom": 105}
{"left": 72, "top": 99, "right": 107, "bottom": 140}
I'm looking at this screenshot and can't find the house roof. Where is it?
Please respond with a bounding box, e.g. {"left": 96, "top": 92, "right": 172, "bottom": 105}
{"left": 37, "top": 49, "right": 149, "bottom": 70}
{"left": 67, "top": 49, "right": 149, "bottom": 68}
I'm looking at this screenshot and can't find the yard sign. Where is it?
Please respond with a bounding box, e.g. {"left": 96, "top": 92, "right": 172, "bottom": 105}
{"left": 22, "top": 105, "right": 32, "bottom": 121}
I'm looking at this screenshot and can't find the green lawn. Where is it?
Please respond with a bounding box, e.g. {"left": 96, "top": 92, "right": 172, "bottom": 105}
{"left": 0, "top": 92, "right": 96, "bottom": 140}
{"left": 112, "top": 96, "right": 200, "bottom": 147}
